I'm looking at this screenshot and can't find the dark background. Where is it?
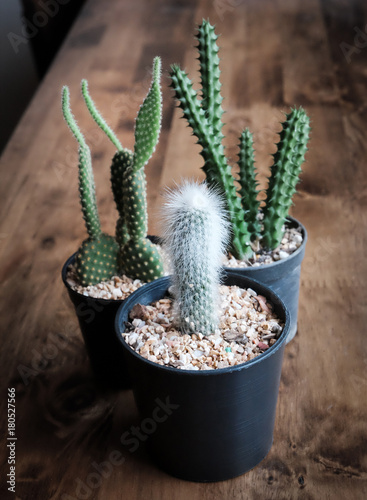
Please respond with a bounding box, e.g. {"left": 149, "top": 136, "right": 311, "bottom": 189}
{"left": 0, "top": 0, "right": 86, "bottom": 154}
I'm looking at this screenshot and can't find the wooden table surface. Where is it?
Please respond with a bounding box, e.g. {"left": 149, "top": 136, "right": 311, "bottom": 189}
{"left": 1, "top": 0, "right": 366, "bottom": 498}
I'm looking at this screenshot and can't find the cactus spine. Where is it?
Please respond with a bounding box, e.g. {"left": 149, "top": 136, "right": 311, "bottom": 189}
{"left": 162, "top": 182, "right": 229, "bottom": 335}
{"left": 62, "top": 57, "right": 164, "bottom": 286}
{"left": 170, "top": 20, "right": 310, "bottom": 256}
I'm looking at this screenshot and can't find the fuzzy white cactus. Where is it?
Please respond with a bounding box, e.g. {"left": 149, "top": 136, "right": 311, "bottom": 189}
{"left": 161, "top": 181, "right": 229, "bottom": 335}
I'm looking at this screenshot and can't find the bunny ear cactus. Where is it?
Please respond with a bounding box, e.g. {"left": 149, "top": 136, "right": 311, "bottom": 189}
{"left": 119, "top": 57, "right": 163, "bottom": 281}
{"left": 170, "top": 20, "right": 310, "bottom": 259}
{"left": 162, "top": 182, "right": 229, "bottom": 336}
{"left": 62, "top": 86, "right": 119, "bottom": 286}
{"left": 62, "top": 57, "right": 164, "bottom": 286}
{"left": 81, "top": 57, "right": 164, "bottom": 282}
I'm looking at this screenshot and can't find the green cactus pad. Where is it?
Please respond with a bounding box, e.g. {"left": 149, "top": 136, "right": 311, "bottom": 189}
{"left": 123, "top": 168, "right": 148, "bottom": 240}
{"left": 62, "top": 86, "right": 101, "bottom": 239}
{"left": 81, "top": 79, "right": 123, "bottom": 151}
{"left": 262, "top": 108, "right": 310, "bottom": 249}
{"left": 238, "top": 129, "right": 261, "bottom": 239}
{"left": 110, "top": 149, "right": 134, "bottom": 247}
{"left": 133, "top": 57, "right": 162, "bottom": 173}
{"left": 119, "top": 238, "right": 164, "bottom": 282}
{"left": 115, "top": 217, "right": 129, "bottom": 249}
{"left": 75, "top": 233, "right": 119, "bottom": 286}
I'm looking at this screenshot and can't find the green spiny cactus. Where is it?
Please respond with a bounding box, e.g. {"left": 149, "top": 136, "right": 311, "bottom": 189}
{"left": 170, "top": 20, "right": 310, "bottom": 258}
{"left": 262, "top": 108, "right": 311, "bottom": 249}
{"left": 81, "top": 57, "right": 164, "bottom": 282}
{"left": 170, "top": 65, "right": 252, "bottom": 260}
{"left": 62, "top": 86, "right": 119, "bottom": 286}
{"left": 162, "top": 182, "right": 229, "bottom": 335}
{"left": 197, "top": 20, "right": 224, "bottom": 144}
{"left": 238, "top": 129, "right": 261, "bottom": 239}
{"left": 170, "top": 20, "right": 253, "bottom": 260}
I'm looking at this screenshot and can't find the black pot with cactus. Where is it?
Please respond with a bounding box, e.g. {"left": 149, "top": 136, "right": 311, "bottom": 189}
{"left": 115, "top": 182, "right": 290, "bottom": 481}
{"left": 170, "top": 20, "right": 310, "bottom": 343}
{"left": 61, "top": 57, "right": 164, "bottom": 387}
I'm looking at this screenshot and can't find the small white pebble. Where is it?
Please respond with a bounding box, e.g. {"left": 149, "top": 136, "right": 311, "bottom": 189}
{"left": 279, "top": 250, "right": 289, "bottom": 260}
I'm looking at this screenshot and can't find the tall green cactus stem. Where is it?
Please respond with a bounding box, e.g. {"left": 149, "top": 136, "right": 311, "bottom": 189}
{"left": 170, "top": 21, "right": 252, "bottom": 259}
{"left": 162, "top": 182, "right": 229, "bottom": 335}
{"left": 62, "top": 86, "right": 118, "bottom": 286}
{"left": 238, "top": 129, "right": 261, "bottom": 239}
{"left": 170, "top": 65, "right": 252, "bottom": 259}
{"left": 197, "top": 19, "right": 225, "bottom": 144}
{"left": 262, "top": 108, "right": 311, "bottom": 249}
{"left": 81, "top": 57, "right": 164, "bottom": 281}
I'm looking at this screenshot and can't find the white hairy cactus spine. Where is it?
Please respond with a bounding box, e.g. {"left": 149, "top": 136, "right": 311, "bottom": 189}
{"left": 161, "top": 181, "right": 229, "bottom": 335}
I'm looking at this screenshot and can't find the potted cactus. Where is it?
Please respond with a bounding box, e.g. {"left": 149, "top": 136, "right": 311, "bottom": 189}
{"left": 61, "top": 57, "right": 164, "bottom": 387}
{"left": 115, "top": 182, "right": 290, "bottom": 481}
{"left": 169, "top": 20, "right": 310, "bottom": 343}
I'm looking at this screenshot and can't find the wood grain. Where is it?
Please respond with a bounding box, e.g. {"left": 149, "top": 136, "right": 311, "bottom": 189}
{"left": 0, "top": 0, "right": 366, "bottom": 498}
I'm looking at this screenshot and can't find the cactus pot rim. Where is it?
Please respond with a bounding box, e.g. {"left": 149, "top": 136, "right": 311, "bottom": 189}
{"left": 115, "top": 272, "right": 290, "bottom": 377}
{"left": 226, "top": 216, "right": 307, "bottom": 273}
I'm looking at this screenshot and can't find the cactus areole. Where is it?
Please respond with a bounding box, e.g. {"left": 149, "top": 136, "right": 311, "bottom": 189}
{"left": 170, "top": 20, "right": 310, "bottom": 260}
{"left": 62, "top": 57, "right": 164, "bottom": 286}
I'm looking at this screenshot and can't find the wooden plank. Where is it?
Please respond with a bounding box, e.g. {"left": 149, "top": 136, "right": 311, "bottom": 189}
{"left": 0, "top": 0, "right": 366, "bottom": 498}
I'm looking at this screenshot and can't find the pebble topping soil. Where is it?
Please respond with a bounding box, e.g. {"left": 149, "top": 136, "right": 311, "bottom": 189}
{"left": 121, "top": 284, "right": 284, "bottom": 371}
{"left": 66, "top": 263, "right": 144, "bottom": 300}
{"left": 66, "top": 225, "right": 303, "bottom": 299}
{"left": 223, "top": 226, "right": 303, "bottom": 268}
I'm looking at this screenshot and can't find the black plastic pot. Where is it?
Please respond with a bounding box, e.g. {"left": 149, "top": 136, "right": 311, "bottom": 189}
{"left": 115, "top": 272, "right": 289, "bottom": 482}
{"left": 225, "top": 216, "right": 307, "bottom": 343}
{"left": 61, "top": 253, "right": 131, "bottom": 388}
